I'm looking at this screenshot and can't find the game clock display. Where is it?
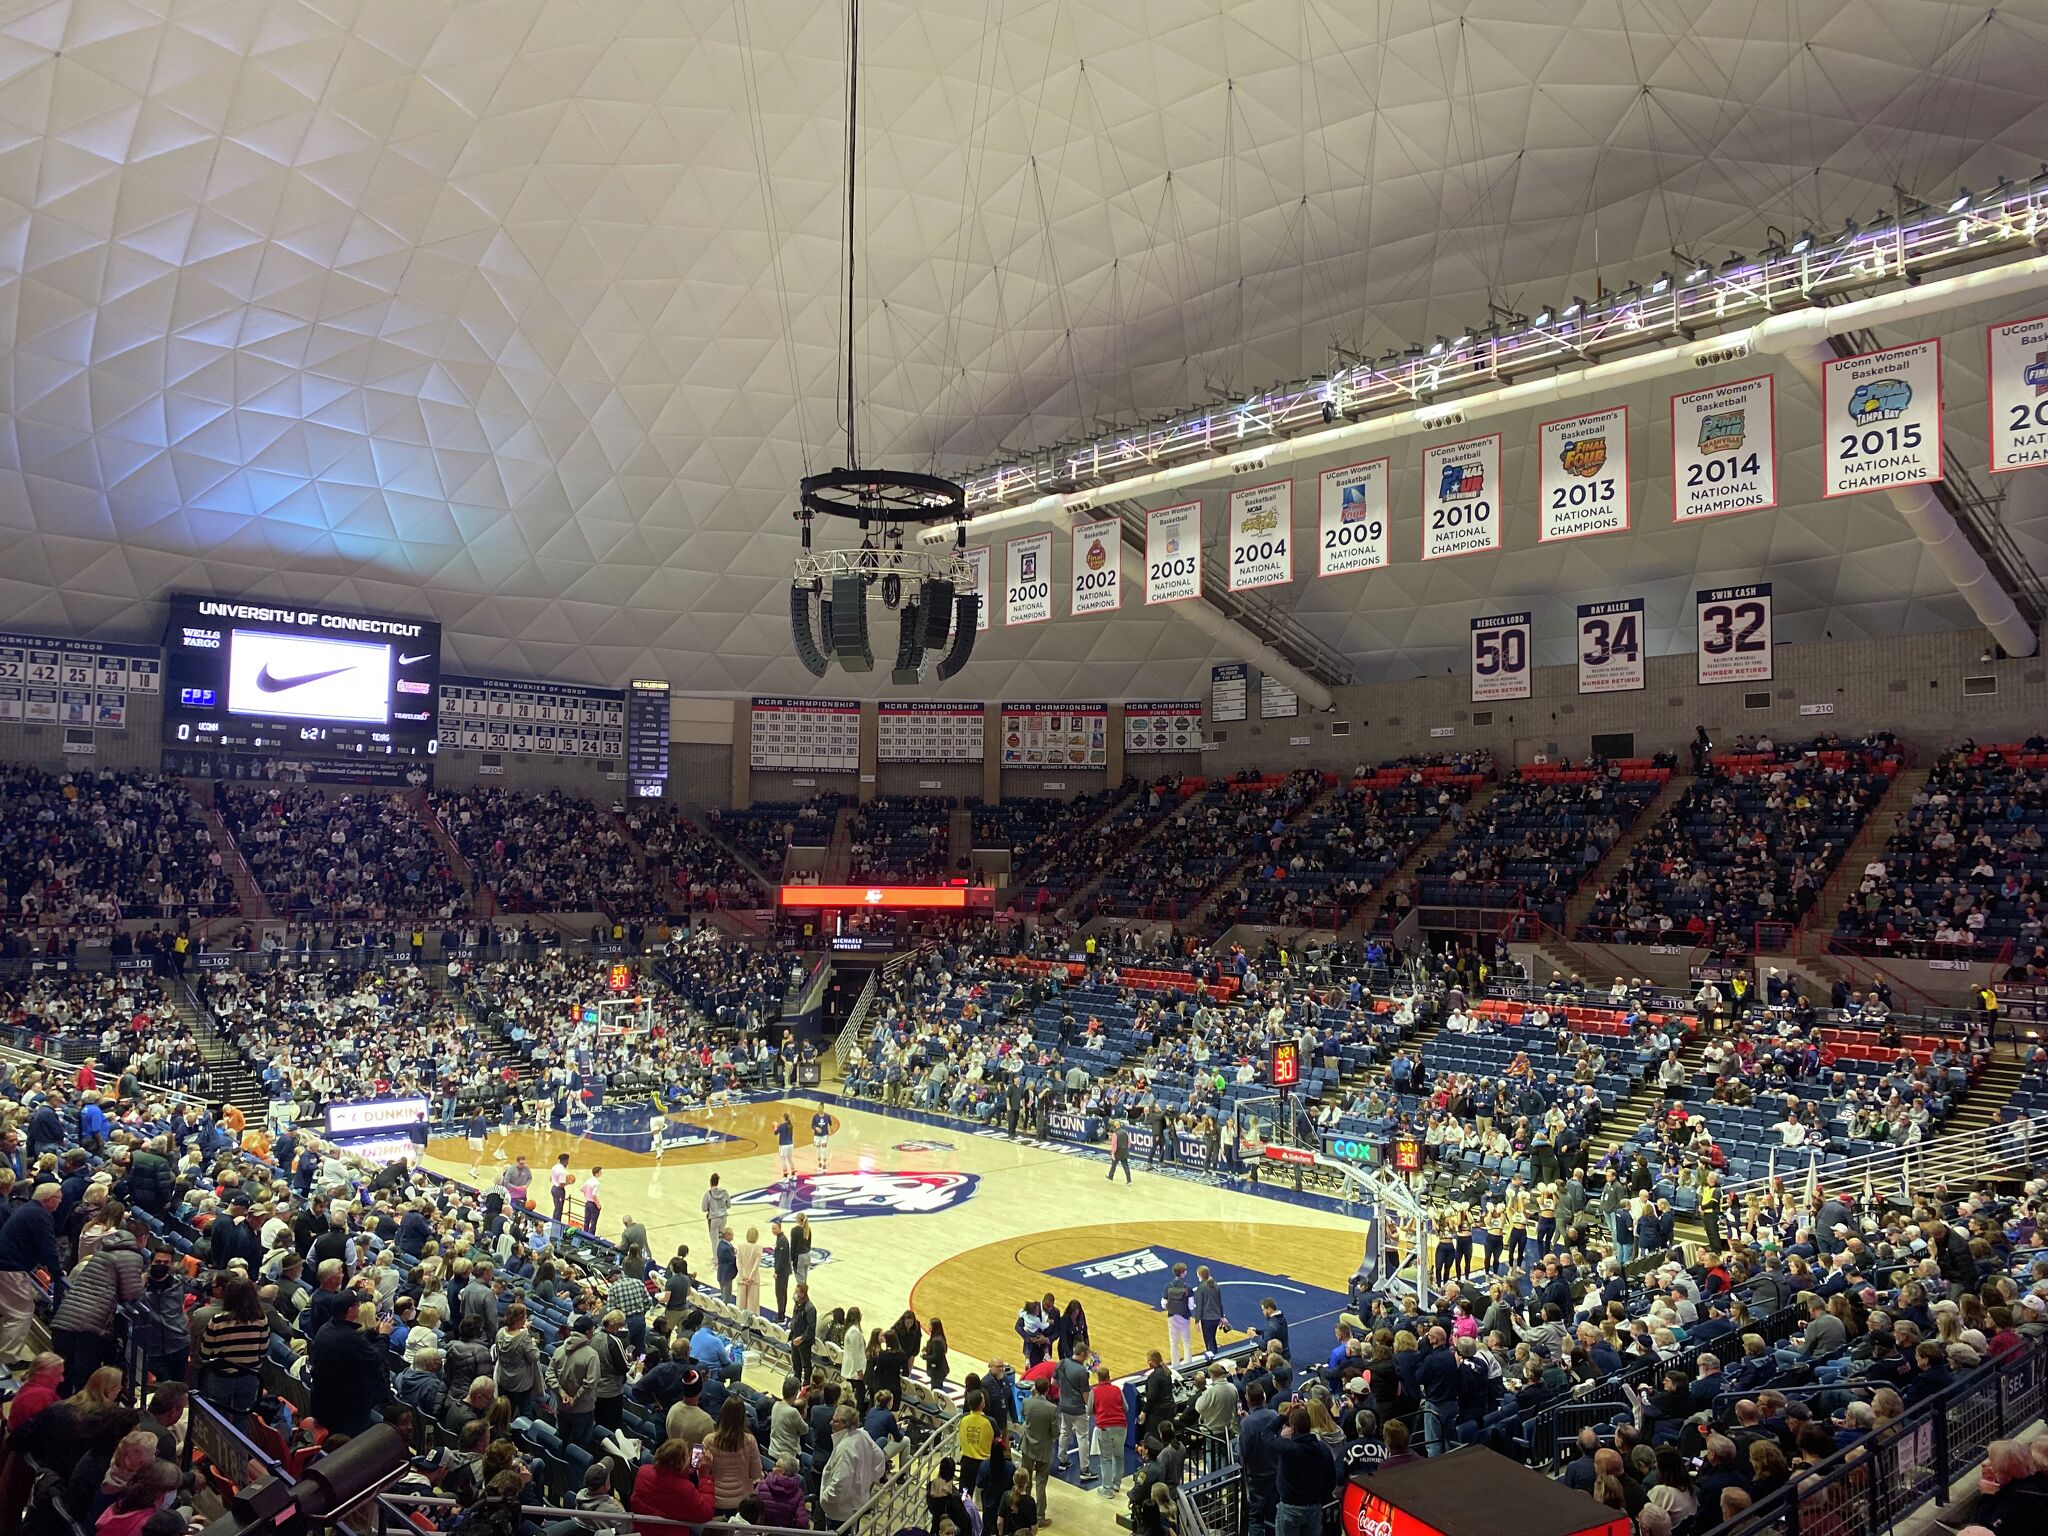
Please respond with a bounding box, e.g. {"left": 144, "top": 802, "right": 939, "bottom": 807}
{"left": 161, "top": 594, "right": 442, "bottom": 757}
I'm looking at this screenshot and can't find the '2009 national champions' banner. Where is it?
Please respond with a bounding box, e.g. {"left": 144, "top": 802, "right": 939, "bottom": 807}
{"left": 1318, "top": 458, "right": 1390, "bottom": 577}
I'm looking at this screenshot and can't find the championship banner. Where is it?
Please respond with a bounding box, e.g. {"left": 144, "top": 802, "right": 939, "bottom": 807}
{"left": 1576, "top": 599, "right": 1645, "bottom": 693}
{"left": 1318, "top": 458, "right": 1391, "bottom": 577}
{"left": 1470, "top": 612, "right": 1532, "bottom": 702}
{"left": 749, "top": 697, "right": 861, "bottom": 770}
{"left": 1004, "top": 532, "right": 1052, "bottom": 626}
{"left": 1672, "top": 375, "right": 1777, "bottom": 521}
{"left": 1421, "top": 433, "right": 1502, "bottom": 561}
{"left": 1145, "top": 502, "right": 1202, "bottom": 603}
{"left": 878, "top": 702, "right": 985, "bottom": 763}
{"left": 966, "top": 545, "right": 991, "bottom": 630}
{"left": 1000, "top": 702, "right": 1107, "bottom": 768}
{"left": 1823, "top": 338, "right": 1942, "bottom": 497}
{"left": 1696, "top": 584, "right": 1774, "bottom": 685}
{"left": 1539, "top": 405, "right": 1629, "bottom": 541}
{"left": 1226, "top": 480, "right": 1292, "bottom": 591}
{"left": 1987, "top": 315, "right": 2048, "bottom": 474}
{"left": 1125, "top": 701, "right": 1202, "bottom": 754}
{"left": 1070, "top": 517, "right": 1122, "bottom": 615}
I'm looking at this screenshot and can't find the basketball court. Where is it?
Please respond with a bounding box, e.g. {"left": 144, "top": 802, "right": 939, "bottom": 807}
{"left": 421, "top": 1097, "right": 1371, "bottom": 1377}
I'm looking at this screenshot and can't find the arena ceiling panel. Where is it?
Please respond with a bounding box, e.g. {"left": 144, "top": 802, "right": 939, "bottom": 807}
{"left": 1, "top": 0, "right": 2046, "bottom": 698}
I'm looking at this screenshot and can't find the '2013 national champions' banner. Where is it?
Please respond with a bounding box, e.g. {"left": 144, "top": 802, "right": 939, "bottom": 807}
{"left": 1576, "top": 598, "right": 1645, "bottom": 693}
{"left": 1696, "top": 584, "right": 1774, "bottom": 685}
{"left": 1539, "top": 405, "right": 1629, "bottom": 541}
{"left": 1470, "top": 612, "right": 1531, "bottom": 702}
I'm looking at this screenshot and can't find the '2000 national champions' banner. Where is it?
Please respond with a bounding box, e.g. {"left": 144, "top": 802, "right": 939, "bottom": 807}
{"left": 1539, "top": 405, "right": 1629, "bottom": 541}
{"left": 1226, "top": 480, "right": 1292, "bottom": 590}
{"left": 1823, "top": 338, "right": 1942, "bottom": 497}
{"left": 1004, "top": 532, "right": 1052, "bottom": 625}
{"left": 1318, "top": 459, "right": 1390, "bottom": 577}
{"left": 1145, "top": 502, "right": 1203, "bottom": 603}
{"left": 1696, "top": 584, "right": 1774, "bottom": 685}
{"left": 1988, "top": 315, "right": 2048, "bottom": 475}
{"left": 1470, "top": 612, "right": 1532, "bottom": 702}
{"left": 1421, "top": 433, "right": 1502, "bottom": 560}
{"left": 1576, "top": 598, "right": 1645, "bottom": 693}
{"left": 1672, "top": 375, "right": 1777, "bottom": 520}
{"left": 1070, "top": 518, "right": 1121, "bottom": 614}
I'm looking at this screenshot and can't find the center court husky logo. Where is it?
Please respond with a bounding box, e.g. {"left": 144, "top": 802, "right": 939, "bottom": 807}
{"left": 1847, "top": 377, "right": 1911, "bottom": 422}
{"left": 731, "top": 1171, "right": 980, "bottom": 1221}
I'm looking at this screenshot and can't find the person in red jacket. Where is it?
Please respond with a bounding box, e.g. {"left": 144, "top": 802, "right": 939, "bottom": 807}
{"left": 632, "top": 1439, "right": 717, "bottom": 1526}
{"left": 1090, "top": 1363, "right": 1129, "bottom": 1495}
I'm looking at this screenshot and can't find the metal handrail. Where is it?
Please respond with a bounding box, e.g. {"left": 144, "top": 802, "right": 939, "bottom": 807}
{"left": 1720, "top": 1111, "right": 2048, "bottom": 1205}
{"left": 832, "top": 972, "right": 880, "bottom": 1069}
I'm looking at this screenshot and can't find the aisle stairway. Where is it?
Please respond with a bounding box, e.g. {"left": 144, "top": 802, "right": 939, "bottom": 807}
{"left": 419, "top": 793, "right": 495, "bottom": 916}
{"left": 822, "top": 807, "right": 857, "bottom": 882}
{"left": 1343, "top": 784, "right": 1503, "bottom": 937}
{"left": 1584, "top": 1028, "right": 1713, "bottom": 1166}
{"left": 168, "top": 979, "right": 273, "bottom": 1119}
{"left": 678, "top": 802, "right": 781, "bottom": 893}
{"left": 1803, "top": 767, "right": 1929, "bottom": 940}
{"left": 1563, "top": 771, "right": 1694, "bottom": 931}
{"left": 187, "top": 783, "right": 269, "bottom": 920}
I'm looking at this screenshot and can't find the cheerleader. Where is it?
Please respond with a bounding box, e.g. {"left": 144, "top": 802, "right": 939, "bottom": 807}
{"left": 1459, "top": 1203, "right": 1481, "bottom": 1281}
{"left": 1504, "top": 1182, "right": 1530, "bottom": 1273}
{"left": 1480, "top": 1200, "right": 1505, "bottom": 1275}
{"left": 1432, "top": 1208, "right": 1460, "bottom": 1288}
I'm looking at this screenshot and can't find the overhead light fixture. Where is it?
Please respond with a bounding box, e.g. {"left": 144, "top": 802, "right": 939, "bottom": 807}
{"left": 1686, "top": 267, "right": 1709, "bottom": 284}
{"left": 1452, "top": 331, "right": 1472, "bottom": 347}
{"left": 1651, "top": 272, "right": 1672, "bottom": 294}
{"left": 1949, "top": 189, "right": 1971, "bottom": 213}
{"left": 1532, "top": 307, "right": 1553, "bottom": 326}
{"left": 1428, "top": 337, "right": 1447, "bottom": 356}
{"left": 1791, "top": 231, "right": 1813, "bottom": 253}
{"left": 1561, "top": 298, "right": 1584, "bottom": 318}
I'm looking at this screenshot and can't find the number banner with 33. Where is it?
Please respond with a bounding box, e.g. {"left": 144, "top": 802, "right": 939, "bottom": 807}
{"left": 1671, "top": 374, "right": 1777, "bottom": 521}
{"left": 1004, "top": 531, "right": 1052, "bottom": 626}
{"left": 1576, "top": 598, "right": 1645, "bottom": 694}
{"left": 1539, "top": 404, "right": 1629, "bottom": 542}
{"left": 1823, "top": 338, "right": 1942, "bottom": 497}
{"left": 1145, "top": 501, "right": 1203, "bottom": 604}
{"left": 1987, "top": 315, "right": 2048, "bottom": 475}
{"left": 1422, "top": 433, "right": 1502, "bottom": 561}
{"left": 1470, "top": 611, "right": 1532, "bottom": 702}
{"left": 1317, "top": 458, "right": 1390, "bottom": 577}
{"left": 966, "top": 545, "right": 991, "bottom": 631}
{"left": 1696, "top": 584, "right": 1774, "bottom": 686}
{"left": 1226, "top": 480, "right": 1292, "bottom": 591}
{"left": 1070, "top": 518, "right": 1122, "bottom": 615}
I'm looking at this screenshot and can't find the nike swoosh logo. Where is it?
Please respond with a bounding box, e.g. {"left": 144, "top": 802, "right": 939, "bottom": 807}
{"left": 398, "top": 652, "right": 432, "bottom": 666}
{"left": 255, "top": 664, "right": 354, "bottom": 692}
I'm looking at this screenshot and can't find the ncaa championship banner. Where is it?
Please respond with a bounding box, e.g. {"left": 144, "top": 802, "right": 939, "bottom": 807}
{"left": 1470, "top": 611, "right": 1532, "bottom": 702}
{"left": 1823, "top": 338, "right": 1942, "bottom": 498}
{"left": 1539, "top": 404, "right": 1629, "bottom": 541}
{"left": 1004, "top": 532, "right": 1052, "bottom": 625}
{"left": 1226, "top": 480, "right": 1293, "bottom": 591}
{"left": 1576, "top": 598, "right": 1645, "bottom": 693}
{"left": 1671, "top": 375, "right": 1777, "bottom": 521}
{"left": 1696, "top": 584, "right": 1774, "bottom": 686}
{"left": 1070, "top": 518, "right": 1122, "bottom": 615}
{"left": 965, "top": 545, "right": 991, "bottom": 631}
{"left": 1317, "top": 458, "right": 1390, "bottom": 577}
{"left": 1987, "top": 315, "right": 2048, "bottom": 474}
{"left": 1421, "top": 433, "right": 1502, "bottom": 561}
{"left": 1145, "top": 501, "right": 1203, "bottom": 604}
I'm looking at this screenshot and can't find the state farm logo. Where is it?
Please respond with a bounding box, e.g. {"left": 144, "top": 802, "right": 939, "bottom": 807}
{"left": 730, "top": 1172, "right": 980, "bottom": 1221}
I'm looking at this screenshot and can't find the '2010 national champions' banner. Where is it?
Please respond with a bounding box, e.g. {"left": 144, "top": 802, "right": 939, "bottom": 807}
{"left": 1988, "top": 315, "right": 2048, "bottom": 475}
{"left": 1421, "top": 433, "right": 1502, "bottom": 560}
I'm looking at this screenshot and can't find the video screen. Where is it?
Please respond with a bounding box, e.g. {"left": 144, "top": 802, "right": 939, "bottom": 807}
{"left": 162, "top": 594, "right": 441, "bottom": 758}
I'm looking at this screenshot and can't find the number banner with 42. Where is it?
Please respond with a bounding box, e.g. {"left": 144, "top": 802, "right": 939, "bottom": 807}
{"left": 1227, "top": 480, "right": 1292, "bottom": 590}
{"left": 1145, "top": 501, "right": 1203, "bottom": 604}
{"left": 1004, "top": 531, "right": 1052, "bottom": 625}
{"left": 1577, "top": 598, "right": 1645, "bottom": 693}
{"left": 1540, "top": 405, "right": 1629, "bottom": 541}
{"left": 1470, "top": 611, "right": 1532, "bottom": 702}
{"left": 1422, "top": 433, "right": 1502, "bottom": 560}
{"left": 1987, "top": 315, "right": 2048, "bottom": 475}
{"left": 1672, "top": 375, "right": 1777, "bottom": 521}
{"left": 1823, "top": 338, "right": 1942, "bottom": 497}
{"left": 1317, "top": 458, "right": 1390, "bottom": 577}
{"left": 1070, "top": 518, "right": 1122, "bottom": 615}
{"left": 1696, "top": 583, "right": 1774, "bottom": 685}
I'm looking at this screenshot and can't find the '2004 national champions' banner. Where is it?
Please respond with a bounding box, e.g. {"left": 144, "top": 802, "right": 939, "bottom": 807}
{"left": 1070, "top": 518, "right": 1121, "bottom": 615}
{"left": 1988, "top": 315, "right": 2048, "bottom": 475}
{"left": 1226, "top": 480, "right": 1292, "bottom": 591}
{"left": 1672, "top": 375, "right": 1777, "bottom": 521}
{"left": 1145, "top": 502, "right": 1203, "bottom": 603}
{"left": 1696, "top": 584, "right": 1774, "bottom": 685}
{"left": 1470, "top": 612, "right": 1531, "bottom": 702}
{"left": 1318, "top": 458, "right": 1390, "bottom": 577}
{"left": 1823, "top": 338, "right": 1942, "bottom": 497}
{"left": 1576, "top": 598, "right": 1645, "bottom": 693}
{"left": 1539, "top": 405, "right": 1629, "bottom": 541}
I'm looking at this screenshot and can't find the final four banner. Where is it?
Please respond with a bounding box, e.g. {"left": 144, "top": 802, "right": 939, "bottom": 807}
{"left": 1421, "top": 433, "right": 1501, "bottom": 560}
{"left": 966, "top": 545, "right": 991, "bottom": 631}
{"left": 1469, "top": 612, "right": 1532, "bottom": 702}
{"left": 1226, "top": 480, "right": 1293, "bottom": 591}
{"left": 1696, "top": 584, "right": 1774, "bottom": 686}
{"left": 1576, "top": 598, "right": 1646, "bottom": 694}
{"left": 1070, "top": 518, "right": 1122, "bottom": 615}
{"left": 1317, "top": 458, "right": 1390, "bottom": 577}
{"left": 1004, "top": 532, "right": 1052, "bottom": 625}
{"left": 1539, "top": 405, "right": 1629, "bottom": 541}
{"left": 1987, "top": 315, "right": 2048, "bottom": 474}
{"left": 1823, "top": 338, "right": 1942, "bottom": 498}
{"left": 1125, "top": 701, "right": 1202, "bottom": 753}
{"left": 1145, "top": 501, "right": 1202, "bottom": 604}
{"left": 1672, "top": 375, "right": 1777, "bottom": 521}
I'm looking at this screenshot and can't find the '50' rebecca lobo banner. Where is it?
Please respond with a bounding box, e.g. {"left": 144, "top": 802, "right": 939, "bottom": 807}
{"left": 1004, "top": 532, "right": 1052, "bottom": 625}
{"left": 1421, "top": 433, "right": 1501, "bottom": 560}
{"left": 1470, "top": 612, "right": 1531, "bottom": 702}
{"left": 1539, "top": 405, "right": 1628, "bottom": 541}
{"left": 1318, "top": 459, "right": 1390, "bottom": 577}
{"left": 1226, "top": 480, "right": 1292, "bottom": 590}
{"left": 1145, "top": 502, "right": 1202, "bottom": 603}
{"left": 1070, "top": 518, "right": 1121, "bottom": 614}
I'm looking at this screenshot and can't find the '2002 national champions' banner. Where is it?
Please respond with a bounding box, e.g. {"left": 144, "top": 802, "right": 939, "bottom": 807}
{"left": 1070, "top": 518, "right": 1121, "bottom": 614}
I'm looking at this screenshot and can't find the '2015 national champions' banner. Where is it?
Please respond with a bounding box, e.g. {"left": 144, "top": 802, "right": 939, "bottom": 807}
{"left": 1470, "top": 612, "right": 1531, "bottom": 702}
{"left": 1823, "top": 338, "right": 1942, "bottom": 497}
{"left": 1696, "top": 584, "right": 1774, "bottom": 685}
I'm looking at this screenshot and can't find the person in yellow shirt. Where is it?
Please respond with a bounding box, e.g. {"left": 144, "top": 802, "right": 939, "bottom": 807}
{"left": 957, "top": 1388, "right": 994, "bottom": 1495}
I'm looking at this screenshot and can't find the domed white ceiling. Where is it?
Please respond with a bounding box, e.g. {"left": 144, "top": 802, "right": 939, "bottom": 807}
{"left": 1, "top": 0, "right": 2046, "bottom": 699}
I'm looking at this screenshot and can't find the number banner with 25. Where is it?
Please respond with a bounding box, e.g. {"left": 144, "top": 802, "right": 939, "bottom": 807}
{"left": 1470, "top": 611, "right": 1532, "bottom": 702}
{"left": 1696, "top": 584, "right": 1774, "bottom": 685}
{"left": 1577, "top": 597, "right": 1645, "bottom": 694}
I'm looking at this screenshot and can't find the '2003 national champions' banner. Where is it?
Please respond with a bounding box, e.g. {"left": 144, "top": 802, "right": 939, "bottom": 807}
{"left": 1070, "top": 518, "right": 1121, "bottom": 614}
{"left": 1988, "top": 315, "right": 2048, "bottom": 475}
{"left": 1145, "top": 502, "right": 1202, "bottom": 603}
{"left": 1576, "top": 598, "right": 1645, "bottom": 693}
{"left": 1470, "top": 612, "right": 1531, "bottom": 702}
{"left": 1696, "top": 584, "right": 1774, "bottom": 685}
{"left": 1823, "top": 338, "right": 1942, "bottom": 497}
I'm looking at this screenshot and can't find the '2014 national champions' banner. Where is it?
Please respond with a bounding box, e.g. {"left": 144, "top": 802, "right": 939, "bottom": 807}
{"left": 1696, "top": 584, "right": 1774, "bottom": 685}
{"left": 1672, "top": 375, "right": 1777, "bottom": 521}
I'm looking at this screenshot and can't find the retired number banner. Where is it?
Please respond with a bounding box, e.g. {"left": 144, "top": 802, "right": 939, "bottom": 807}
{"left": 1318, "top": 458, "right": 1390, "bottom": 577}
{"left": 1696, "top": 584, "right": 1773, "bottom": 685}
{"left": 1823, "top": 338, "right": 1942, "bottom": 497}
{"left": 1540, "top": 405, "right": 1629, "bottom": 541}
{"left": 1421, "top": 433, "right": 1502, "bottom": 560}
{"left": 1070, "top": 518, "right": 1122, "bottom": 615}
{"left": 1145, "top": 501, "right": 1202, "bottom": 604}
{"left": 1227, "top": 480, "right": 1293, "bottom": 591}
{"left": 1004, "top": 532, "right": 1052, "bottom": 625}
{"left": 1576, "top": 598, "right": 1645, "bottom": 693}
{"left": 1987, "top": 315, "right": 2048, "bottom": 474}
{"left": 1672, "top": 375, "right": 1777, "bottom": 521}
{"left": 1470, "top": 612, "right": 1532, "bottom": 702}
